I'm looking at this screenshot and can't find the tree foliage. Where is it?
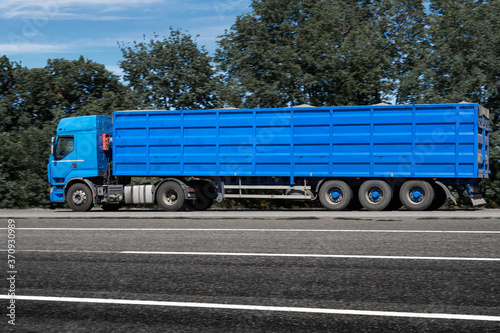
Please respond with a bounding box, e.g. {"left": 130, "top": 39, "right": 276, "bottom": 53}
{"left": 119, "top": 29, "right": 219, "bottom": 110}
{"left": 416, "top": 0, "right": 500, "bottom": 107}
{"left": 215, "top": 0, "right": 427, "bottom": 108}
{"left": 0, "top": 56, "right": 131, "bottom": 208}
{"left": 0, "top": 56, "right": 23, "bottom": 132}
{"left": 413, "top": 0, "right": 500, "bottom": 206}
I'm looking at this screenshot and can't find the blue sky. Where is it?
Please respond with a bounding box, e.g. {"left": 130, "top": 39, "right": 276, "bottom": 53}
{"left": 0, "top": 0, "right": 252, "bottom": 77}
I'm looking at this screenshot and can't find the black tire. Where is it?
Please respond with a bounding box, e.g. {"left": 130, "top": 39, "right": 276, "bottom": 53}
{"left": 185, "top": 194, "right": 213, "bottom": 211}
{"left": 156, "top": 181, "right": 185, "bottom": 211}
{"left": 427, "top": 184, "right": 448, "bottom": 211}
{"left": 184, "top": 181, "right": 214, "bottom": 211}
{"left": 358, "top": 180, "right": 393, "bottom": 211}
{"left": 101, "top": 204, "right": 121, "bottom": 211}
{"left": 399, "top": 180, "right": 435, "bottom": 211}
{"left": 200, "top": 181, "right": 218, "bottom": 200}
{"left": 67, "top": 183, "right": 93, "bottom": 212}
{"left": 319, "top": 180, "right": 352, "bottom": 211}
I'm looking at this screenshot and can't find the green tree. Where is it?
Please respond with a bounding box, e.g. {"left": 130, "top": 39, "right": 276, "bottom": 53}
{"left": 119, "top": 29, "right": 219, "bottom": 110}
{"left": 376, "top": 0, "right": 428, "bottom": 104}
{"left": 416, "top": 0, "right": 500, "bottom": 206}
{"left": 0, "top": 55, "right": 22, "bottom": 132}
{"left": 0, "top": 56, "right": 132, "bottom": 208}
{"left": 417, "top": 0, "right": 500, "bottom": 107}
{"left": 15, "top": 56, "right": 131, "bottom": 123}
{"left": 0, "top": 126, "right": 53, "bottom": 208}
{"left": 216, "top": 0, "right": 426, "bottom": 107}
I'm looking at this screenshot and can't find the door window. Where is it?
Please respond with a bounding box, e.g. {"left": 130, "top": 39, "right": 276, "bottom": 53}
{"left": 55, "top": 136, "right": 74, "bottom": 160}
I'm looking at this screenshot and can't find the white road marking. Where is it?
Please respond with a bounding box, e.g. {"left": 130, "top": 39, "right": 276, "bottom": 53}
{"left": 121, "top": 251, "right": 500, "bottom": 261}
{"left": 8, "top": 227, "right": 500, "bottom": 234}
{"left": 0, "top": 295, "right": 498, "bottom": 321}
{"left": 14, "top": 249, "right": 500, "bottom": 261}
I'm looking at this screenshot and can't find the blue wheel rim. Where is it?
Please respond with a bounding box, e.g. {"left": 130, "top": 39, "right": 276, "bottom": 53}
{"left": 329, "top": 187, "right": 343, "bottom": 203}
{"left": 409, "top": 187, "right": 424, "bottom": 203}
{"left": 368, "top": 187, "right": 383, "bottom": 203}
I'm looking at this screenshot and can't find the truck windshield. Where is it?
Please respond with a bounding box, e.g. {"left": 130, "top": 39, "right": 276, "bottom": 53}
{"left": 55, "top": 136, "right": 74, "bottom": 160}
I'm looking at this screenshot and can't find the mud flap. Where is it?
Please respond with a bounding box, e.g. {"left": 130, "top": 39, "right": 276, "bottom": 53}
{"left": 471, "top": 197, "right": 486, "bottom": 206}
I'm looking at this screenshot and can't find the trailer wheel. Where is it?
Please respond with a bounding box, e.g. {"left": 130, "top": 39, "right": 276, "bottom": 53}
{"left": 400, "top": 181, "right": 435, "bottom": 211}
{"left": 319, "top": 180, "right": 352, "bottom": 211}
{"left": 156, "top": 181, "right": 185, "bottom": 211}
{"left": 358, "top": 180, "right": 393, "bottom": 211}
{"left": 426, "top": 184, "right": 447, "bottom": 211}
{"left": 67, "top": 183, "right": 93, "bottom": 212}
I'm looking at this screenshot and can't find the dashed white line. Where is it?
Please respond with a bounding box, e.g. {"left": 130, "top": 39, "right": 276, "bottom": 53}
{"left": 14, "top": 249, "right": 500, "bottom": 261}
{"left": 1, "top": 295, "right": 498, "bottom": 321}
{"left": 8, "top": 227, "right": 500, "bottom": 234}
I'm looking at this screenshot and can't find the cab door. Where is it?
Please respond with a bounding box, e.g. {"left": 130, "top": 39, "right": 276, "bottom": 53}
{"left": 49, "top": 135, "right": 77, "bottom": 184}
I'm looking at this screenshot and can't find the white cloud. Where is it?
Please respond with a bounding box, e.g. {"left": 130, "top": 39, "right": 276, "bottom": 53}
{"left": 0, "top": 43, "right": 73, "bottom": 54}
{"left": 0, "top": 0, "right": 163, "bottom": 20}
{"left": 3, "top": 10, "right": 150, "bottom": 21}
{"left": 191, "top": 0, "right": 251, "bottom": 14}
{"left": 0, "top": 0, "right": 161, "bottom": 8}
{"left": 0, "top": 37, "right": 125, "bottom": 55}
{"left": 0, "top": 0, "right": 251, "bottom": 19}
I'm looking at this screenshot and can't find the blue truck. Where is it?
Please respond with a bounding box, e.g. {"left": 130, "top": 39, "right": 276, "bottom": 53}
{"left": 48, "top": 103, "right": 490, "bottom": 211}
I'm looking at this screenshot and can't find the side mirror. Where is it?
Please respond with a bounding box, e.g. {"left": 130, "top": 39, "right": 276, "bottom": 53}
{"left": 51, "top": 137, "right": 56, "bottom": 157}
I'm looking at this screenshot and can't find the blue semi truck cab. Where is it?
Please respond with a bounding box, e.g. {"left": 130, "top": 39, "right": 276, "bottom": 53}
{"left": 48, "top": 103, "right": 489, "bottom": 211}
{"left": 48, "top": 116, "right": 113, "bottom": 204}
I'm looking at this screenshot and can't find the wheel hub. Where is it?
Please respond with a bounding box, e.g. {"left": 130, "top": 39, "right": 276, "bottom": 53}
{"left": 329, "top": 188, "right": 343, "bottom": 203}
{"left": 165, "top": 190, "right": 178, "bottom": 205}
{"left": 368, "top": 187, "right": 383, "bottom": 203}
{"left": 72, "top": 190, "right": 86, "bottom": 205}
{"left": 410, "top": 188, "right": 424, "bottom": 203}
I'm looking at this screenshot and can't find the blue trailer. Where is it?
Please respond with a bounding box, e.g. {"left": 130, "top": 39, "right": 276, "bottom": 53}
{"left": 48, "top": 103, "right": 490, "bottom": 211}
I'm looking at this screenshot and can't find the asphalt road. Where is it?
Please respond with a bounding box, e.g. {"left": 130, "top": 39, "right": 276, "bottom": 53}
{"left": 1, "top": 209, "right": 499, "bottom": 332}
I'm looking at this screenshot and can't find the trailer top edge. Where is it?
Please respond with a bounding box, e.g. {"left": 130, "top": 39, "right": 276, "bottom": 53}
{"left": 111, "top": 103, "right": 485, "bottom": 115}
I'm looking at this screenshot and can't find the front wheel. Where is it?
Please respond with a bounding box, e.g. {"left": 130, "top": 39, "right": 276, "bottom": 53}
{"left": 66, "top": 183, "right": 93, "bottom": 212}
{"left": 156, "top": 181, "right": 186, "bottom": 211}
{"left": 319, "top": 180, "right": 352, "bottom": 211}
{"left": 400, "top": 181, "right": 435, "bottom": 211}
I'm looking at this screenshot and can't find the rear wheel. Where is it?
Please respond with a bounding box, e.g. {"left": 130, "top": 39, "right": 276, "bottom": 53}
{"left": 184, "top": 181, "right": 214, "bottom": 211}
{"left": 358, "top": 180, "right": 393, "bottom": 211}
{"left": 427, "top": 184, "right": 448, "bottom": 211}
{"left": 319, "top": 180, "right": 352, "bottom": 211}
{"left": 400, "top": 180, "right": 435, "bottom": 211}
{"left": 67, "top": 183, "right": 93, "bottom": 212}
{"left": 156, "top": 181, "right": 185, "bottom": 211}
{"left": 200, "top": 180, "right": 218, "bottom": 200}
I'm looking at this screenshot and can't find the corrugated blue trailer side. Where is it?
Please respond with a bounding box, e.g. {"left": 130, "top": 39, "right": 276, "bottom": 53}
{"left": 113, "top": 103, "right": 489, "bottom": 181}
